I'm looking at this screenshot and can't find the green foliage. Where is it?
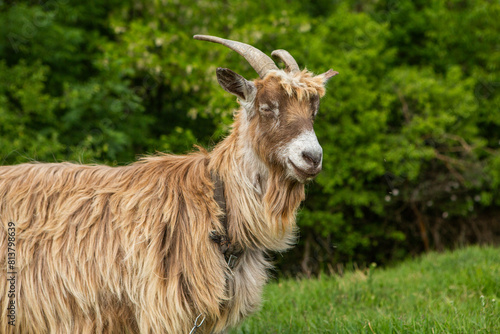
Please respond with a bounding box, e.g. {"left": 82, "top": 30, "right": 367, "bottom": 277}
{"left": 1, "top": 0, "right": 499, "bottom": 270}
{"left": 232, "top": 246, "right": 500, "bottom": 333}
{"left": 0, "top": 60, "right": 63, "bottom": 162}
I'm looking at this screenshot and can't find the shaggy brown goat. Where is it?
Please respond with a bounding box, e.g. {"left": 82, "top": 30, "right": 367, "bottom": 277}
{"left": 0, "top": 35, "right": 337, "bottom": 333}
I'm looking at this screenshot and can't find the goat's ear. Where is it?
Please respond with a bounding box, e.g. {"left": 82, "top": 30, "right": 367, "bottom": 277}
{"left": 216, "top": 68, "right": 256, "bottom": 101}
{"left": 321, "top": 69, "right": 339, "bottom": 84}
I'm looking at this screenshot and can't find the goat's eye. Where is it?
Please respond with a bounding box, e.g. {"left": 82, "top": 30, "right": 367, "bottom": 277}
{"left": 259, "top": 103, "right": 278, "bottom": 117}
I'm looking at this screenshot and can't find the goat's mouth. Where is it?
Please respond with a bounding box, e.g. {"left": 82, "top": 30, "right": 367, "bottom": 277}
{"left": 288, "top": 159, "right": 321, "bottom": 182}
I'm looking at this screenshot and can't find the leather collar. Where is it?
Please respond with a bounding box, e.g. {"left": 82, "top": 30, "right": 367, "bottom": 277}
{"left": 210, "top": 172, "right": 243, "bottom": 269}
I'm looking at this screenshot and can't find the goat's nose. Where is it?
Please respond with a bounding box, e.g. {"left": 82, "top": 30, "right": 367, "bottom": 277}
{"left": 302, "top": 150, "right": 322, "bottom": 168}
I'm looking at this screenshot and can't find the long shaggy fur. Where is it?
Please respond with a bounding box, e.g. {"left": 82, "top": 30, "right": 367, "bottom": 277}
{"left": 0, "top": 69, "right": 327, "bottom": 333}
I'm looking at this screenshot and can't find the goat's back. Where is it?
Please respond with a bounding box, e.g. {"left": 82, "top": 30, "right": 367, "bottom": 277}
{"left": 0, "top": 155, "right": 227, "bottom": 333}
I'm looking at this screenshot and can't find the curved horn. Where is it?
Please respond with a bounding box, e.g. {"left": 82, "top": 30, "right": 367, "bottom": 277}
{"left": 271, "top": 49, "right": 300, "bottom": 74}
{"left": 193, "top": 34, "right": 278, "bottom": 78}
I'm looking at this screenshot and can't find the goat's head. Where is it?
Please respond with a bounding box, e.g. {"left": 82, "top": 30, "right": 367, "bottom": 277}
{"left": 195, "top": 35, "right": 338, "bottom": 183}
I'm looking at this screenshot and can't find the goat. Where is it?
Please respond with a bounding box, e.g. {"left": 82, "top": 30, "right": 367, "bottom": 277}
{"left": 0, "top": 35, "right": 337, "bottom": 333}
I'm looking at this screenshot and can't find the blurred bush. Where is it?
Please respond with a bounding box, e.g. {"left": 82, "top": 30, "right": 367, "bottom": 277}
{"left": 1, "top": 0, "right": 499, "bottom": 274}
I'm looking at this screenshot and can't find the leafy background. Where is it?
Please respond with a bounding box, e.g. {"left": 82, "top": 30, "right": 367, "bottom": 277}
{"left": 1, "top": 0, "right": 499, "bottom": 275}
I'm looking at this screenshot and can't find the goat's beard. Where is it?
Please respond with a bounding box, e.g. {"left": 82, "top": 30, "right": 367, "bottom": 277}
{"left": 263, "top": 168, "right": 305, "bottom": 238}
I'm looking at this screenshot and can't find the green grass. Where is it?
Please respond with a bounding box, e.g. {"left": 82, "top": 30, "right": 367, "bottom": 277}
{"left": 231, "top": 246, "right": 500, "bottom": 333}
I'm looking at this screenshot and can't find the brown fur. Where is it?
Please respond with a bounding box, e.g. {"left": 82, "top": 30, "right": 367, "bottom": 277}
{"left": 0, "top": 69, "right": 329, "bottom": 333}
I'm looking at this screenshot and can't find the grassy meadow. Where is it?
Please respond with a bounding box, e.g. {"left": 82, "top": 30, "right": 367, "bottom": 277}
{"left": 232, "top": 246, "right": 500, "bottom": 333}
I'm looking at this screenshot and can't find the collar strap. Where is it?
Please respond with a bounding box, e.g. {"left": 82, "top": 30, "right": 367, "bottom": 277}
{"left": 210, "top": 172, "right": 243, "bottom": 269}
{"left": 212, "top": 172, "right": 227, "bottom": 231}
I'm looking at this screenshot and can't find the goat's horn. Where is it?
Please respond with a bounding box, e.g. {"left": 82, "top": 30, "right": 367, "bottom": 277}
{"left": 271, "top": 49, "right": 300, "bottom": 74}
{"left": 194, "top": 34, "right": 278, "bottom": 78}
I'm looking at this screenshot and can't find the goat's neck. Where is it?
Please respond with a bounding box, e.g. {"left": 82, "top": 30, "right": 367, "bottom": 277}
{"left": 209, "top": 116, "right": 304, "bottom": 252}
